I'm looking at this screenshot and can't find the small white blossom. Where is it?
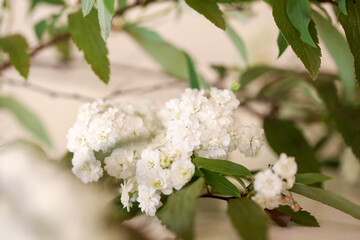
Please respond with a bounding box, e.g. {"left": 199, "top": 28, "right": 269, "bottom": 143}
{"left": 254, "top": 169, "right": 282, "bottom": 198}
{"left": 273, "top": 153, "right": 297, "bottom": 179}
{"left": 104, "top": 148, "right": 136, "bottom": 179}
{"left": 237, "top": 124, "right": 265, "bottom": 157}
{"left": 252, "top": 193, "right": 281, "bottom": 210}
{"left": 170, "top": 160, "right": 195, "bottom": 190}
{"left": 137, "top": 185, "right": 161, "bottom": 216}
{"left": 71, "top": 150, "right": 103, "bottom": 184}
{"left": 120, "top": 180, "right": 135, "bottom": 212}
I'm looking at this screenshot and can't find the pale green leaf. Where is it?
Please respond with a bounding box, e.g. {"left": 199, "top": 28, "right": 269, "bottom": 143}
{"left": 295, "top": 173, "right": 331, "bottom": 185}
{"left": 336, "top": 0, "right": 347, "bottom": 15}
{"left": 97, "top": 0, "right": 114, "bottom": 40}
{"left": 184, "top": 52, "right": 200, "bottom": 89}
{"left": 193, "top": 157, "right": 251, "bottom": 177}
{"left": 82, "top": 0, "right": 95, "bottom": 16}
{"left": 201, "top": 169, "right": 241, "bottom": 197}
{"left": 68, "top": 9, "right": 110, "bottom": 83}
{"left": 226, "top": 23, "right": 248, "bottom": 64}
{"left": 30, "top": 0, "right": 64, "bottom": 10}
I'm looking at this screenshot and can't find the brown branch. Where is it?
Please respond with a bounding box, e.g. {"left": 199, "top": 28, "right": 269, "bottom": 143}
{"left": 200, "top": 194, "right": 237, "bottom": 201}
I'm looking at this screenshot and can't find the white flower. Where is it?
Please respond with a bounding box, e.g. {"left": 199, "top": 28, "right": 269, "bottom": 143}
{"left": 66, "top": 123, "right": 88, "bottom": 152}
{"left": 283, "top": 175, "right": 295, "bottom": 191}
{"left": 120, "top": 180, "right": 135, "bottom": 212}
{"left": 71, "top": 150, "right": 103, "bottom": 184}
{"left": 273, "top": 153, "right": 297, "bottom": 179}
{"left": 104, "top": 148, "right": 136, "bottom": 179}
{"left": 340, "top": 148, "right": 360, "bottom": 184}
{"left": 254, "top": 169, "right": 282, "bottom": 198}
{"left": 170, "top": 160, "right": 195, "bottom": 190}
{"left": 237, "top": 124, "right": 264, "bottom": 157}
{"left": 137, "top": 185, "right": 161, "bottom": 216}
{"left": 252, "top": 193, "right": 281, "bottom": 210}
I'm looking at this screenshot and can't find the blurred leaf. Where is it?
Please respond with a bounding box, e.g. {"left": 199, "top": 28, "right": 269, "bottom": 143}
{"left": 201, "top": 169, "right": 241, "bottom": 197}
{"left": 0, "top": 97, "right": 51, "bottom": 146}
{"left": 239, "top": 65, "right": 279, "bottom": 89}
{"left": 276, "top": 205, "right": 319, "bottom": 227}
{"left": 335, "top": 0, "right": 347, "bottom": 15}
{"left": 109, "top": 196, "right": 141, "bottom": 222}
{"left": 228, "top": 198, "right": 269, "bottom": 240}
{"left": 226, "top": 23, "right": 248, "bottom": 64}
{"left": 68, "top": 9, "right": 110, "bottom": 84}
{"left": 265, "top": 208, "right": 291, "bottom": 227}
{"left": 286, "top": 0, "right": 316, "bottom": 47}
{"left": 258, "top": 75, "right": 301, "bottom": 100}
{"left": 0, "top": 34, "right": 30, "bottom": 78}
{"left": 264, "top": 118, "right": 320, "bottom": 173}
{"left": 184, "top": 52, "right": 200, "bottom": 89}
{"left": 82, "top": 0, "right": 95, "bottom": 16}
{"left": 29, "top": 0, "right": 64, "bottom": 10}
{"left": 117, "top": 0, "right": 127, "bottom": 10}
{"left": 34, "top": 19, "right": 47, "bottom": 41}
{"left": 60, "top": 151, "right": 73, "bottom": 169}
{"left": 55, "top": 30, "right": 72, "bottom": 62}
{"left": 295, "top": 173, "right": 331, "bottom": 185}
{"left": 273, "top": 0, "right": 321, "bottom": 79}
{"left": 339, "top": 0, "right": 360, "bottom": 85}
{"left": 185, "top": 0, "right": 226, "bottom": 30}
{"left": 312, "top": 11, "right": 355, "bottom": 99}
{"left": 157, "top": 178, "right": 205, "bottom": 240}
{"left": 291, "top": 184, "right": 360, "bottom": 220}
{"left": 97, "top": 0, "right": 114, "bottom": 40}
{"left": 277, "top": 31, "right": 288, "bottom": 58}
{"left": 193, "top": 157, "right": 251, "bottom": 177}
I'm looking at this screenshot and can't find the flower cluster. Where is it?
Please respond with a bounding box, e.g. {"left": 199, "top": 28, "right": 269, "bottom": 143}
{"left": 66, "top": 88, "right": 265, "bottom": 216}
{"left": 252, "top": 153, "right": 298, "bottom": 210}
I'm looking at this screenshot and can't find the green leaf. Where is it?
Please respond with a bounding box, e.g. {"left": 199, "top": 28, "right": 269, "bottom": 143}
{"left": 228, "top": 198, "right": 269, "bottom": 240}
{"left": 117, "top": 0, "right": 127, "bottom": 10}
{"left": 68, "top": 9, "right": 110, "bottom": 84}
{"left": 30, "top": 0, "right": 64, "bottom": 10}
{"left": 276, "top": 205, "right": 319, "bottom": 227}
{"left": 226, "top": 23, "right": 248, "bottom": 64}
{"left": 184, "top": 0, "right": 226, "bottom": 30}
{"left": 277, "top": 31, "right": 288, "bottom": 58}
{"left": 336, "top": 0, "right": 347, "bottom": 15}
{"left": 97, "top": 0, "right": 114, "bottom": 40}
{"left": 263, "top": 118, "right": 320, "bottom": 173}
{"left": 82, "top": 0, "right": 95, "bottom": 16}
{"left": 295, "top": 173, "right": 331, "bottom": 185}
{"left": 201, "top": 169, "right": 241, "bottom": 197}
{"left": 312, "top": 11, "right": 355, "bottom": 99}
{"left": 339, "top": 0, "right": 360, "bottom": 85}
{"left": 291, "top": 184, "right": 360, "bottom": 220}
{"left": 0, "top": 97, "right": 51, "bottom": 146}
{"left": 239, "top": 66, "right": 279, "bottom": 89}
{"left": 286, "top": 0, "right": 316, "bottom": 47}
{"left": 193, "top": 157, "right": 251, "bottom": 177}
{"left": 34, "top": 19, "right": 47, "bottom": 41}
{"left": 273, "top": 0, "right": 321, "bottom": 79}
{"left": 109, "top": 195, "right": 141, "bottom": 222}
{"left": 0, "top": 34, "right": 30, "bottom": 78}
{"left": 157, "top": 178, "right": 205, "bottom": 240}
{"left": 184, "top": 52, "right": 200, "bottom": 89}
{"left": 124, "top": 24, "right": 209, "bottom": 88}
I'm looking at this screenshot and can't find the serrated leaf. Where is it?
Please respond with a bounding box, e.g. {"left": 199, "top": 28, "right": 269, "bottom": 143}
{"left": 277, "top": 31, "right": 288, "bottom": 58}
{"left": 157, "top": 178, "right": 205, "bottom": 240}
{"left": 239, "top": 66, "right": 280, "bottom": 89}
{"left": 336, "top": 0, "right": 347, "bottom": 15}
{"left": 124, "top": 24, "right": 209, "bottom": 88}
{"left": 264, "top": 118, "right": 320, "bottom": 173}
{"left": 296, "top": 173, "right": 331, "bottom": 185}
{"left": 185, "top": 0, "right": 226, "bottom": 30}
{"left": 228, "top": 198, "right": 269, "bottom": 240}
{"left": 82, "top": 0, "right": 95, "bottom": 16}
{"left": 276, "top": 205, "right": 319, "bottom": 227}
{"left": 286, "top": 0, "right": 316, "bottom": 47}
{"left": 273, "top": 0, "right": 321, "bottom": 79}
{"left": 34, "top": 19, "right": 47, "bottom": 41}
{"left": 184, "top": 52, "right": 200, "bottom": 89}
{"left": 68, "top": 9, "right": 110, "bottom": 84}
{"left": 0, "top": 97, "right": 51, "bottom": 146}
{"left": 226, "top": 23, "right": 248, "bottom": 64}
{"left": 291, "top": 184, "right": 360, "bottom": 220}
{"left": 339, "top": 0, "right": 360, "bottom": 85}
{"left": 201, "top": 169, "right": 241, "bottom": 197}
{"left": 193, "top": 157, "right": 251, "bottom": 176}
{"left": 97, "top": 0, "right": 114, "bottom": 40}
{"left": 312, "top": 11, "right": 355, "bottom": 99}
{"left": 0, "top": 34, "right": 30, "bottom": 78}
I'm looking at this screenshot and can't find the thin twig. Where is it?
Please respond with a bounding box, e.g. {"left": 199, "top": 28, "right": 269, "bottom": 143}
{"left": 200, "top": 194, "right": 237, "bottom": 201}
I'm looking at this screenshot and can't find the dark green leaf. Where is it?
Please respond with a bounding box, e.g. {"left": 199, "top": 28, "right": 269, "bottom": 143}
{"left": 184, "top": 52, "right": 200, "bottom": 89}
{"left": 273, "top": 0, "right": 321, "bottom": 79}
{"left": 0, "top": 97, "right": 51, "bottom": 146}
{"left": 295, "top": 173, "right": 331, "bottom": 185}
{"left": 239, "top": 65, "right": 279, "bottom": 89}
{"left": 201, "top": 169, "right": 241, "bottom": 197}
{"left": 193, "top": 157, "right": 251, "bottom": 177}
{"left": 228, "top": 198, "right": 269, "bottom": 240}
{"left": 277, "top": 31, "right": 288, "bottom": 58}
{"left": 336, "top": 0, "right": 347, "bottom": 15}
{"left": 264, "top": 118, "right": 320, "bottom": 173}
{"left": 97, "top": 0, "right": 114, "bottom": 40}
{"left": 157, "top": 178, "right": 205, "bottom": 240}
{"left": 82, "top": 0, "right": 95, "bottom": 16}
{"left": 109, "top": 195, "right": 141, "bottom": 222}
{"left": 312, "top": 11, "right": 355, "bottom": 98}
{"left": 226, "top": 23, "right": 248, "bottom": 64}
{"left": 286, "top": 0, "right": 316, "bottom": 47}
{"left": 68, "top": 9, "right": 110, "bottom": 83}
{"left": 276, "top": 205, "right": 320, "bottom": 227}
{"left": 291, "top": 184, "right": 360, "bottom": 220}
{"left": 185, "top": 0, "right": 226, "bottom": 30}
{"left": 0, "top": 34, "right": 30, "bottom": 78}
{"left": 34, "top": 19, "right": 47, "bottom": 41}
{"left": 339, "top": 0, "right": 360, "bottom": 85}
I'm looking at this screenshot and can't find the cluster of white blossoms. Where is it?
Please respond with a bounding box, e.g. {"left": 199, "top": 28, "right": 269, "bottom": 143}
{"left": 67, "top": 88, "right": 265, "bottom": 216}
{"left": 252, "top": 153, "right": 298, "bottom": 210}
